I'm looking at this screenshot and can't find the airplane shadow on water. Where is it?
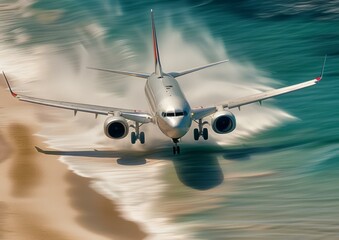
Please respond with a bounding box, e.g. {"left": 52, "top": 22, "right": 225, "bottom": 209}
{"left": 35, "top": 146, "right": 225, "bottom": 190}
{"left": 169, "top": 150, "right": 224, "bottom": 190}
{"left": 35, "top": 140, "right": 311, "bottom": 190}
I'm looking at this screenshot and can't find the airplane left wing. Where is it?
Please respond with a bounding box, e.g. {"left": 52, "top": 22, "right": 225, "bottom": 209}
{"left": 191, "top": 56, "right": 326, "bottom": 118}
{"left": 2, "top": 72, "right": 152, "bottom": 123}
{"left": 191, "top": 76, "right": 322, "bottom": 121}
{"left": 222, "top": 55, "right": 326, "bottom": 109}
{"left": 191, "top": 76, "right": 321, "bottom": 119}
{"left": 223, "top": 77, "right": 321, "bottom": 109}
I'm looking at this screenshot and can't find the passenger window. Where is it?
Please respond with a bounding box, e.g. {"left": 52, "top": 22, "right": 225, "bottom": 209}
{"left": 167, "top": 112, "right": 175, "bottom": 117}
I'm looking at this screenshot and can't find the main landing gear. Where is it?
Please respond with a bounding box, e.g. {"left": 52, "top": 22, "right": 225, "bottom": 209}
{"left": 172, "top": 138, "right": 180, "bottom": 155}
{"left": 193, "top": 119, "right": 209, "bottom": 141}
{"left": 130, "top": 122, "right": 145, "bottom": 144}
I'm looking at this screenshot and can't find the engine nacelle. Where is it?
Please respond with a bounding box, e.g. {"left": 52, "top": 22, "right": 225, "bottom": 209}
{"left": 211, "top": 111, "right": 236, "bottom": 134}
{"left": 104, "top": 116, "right": 129, "bottom": 139}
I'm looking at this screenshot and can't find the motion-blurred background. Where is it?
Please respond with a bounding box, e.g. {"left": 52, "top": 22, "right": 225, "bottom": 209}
{"left": 0, "top": 1, "right": 338, "bottom": 239}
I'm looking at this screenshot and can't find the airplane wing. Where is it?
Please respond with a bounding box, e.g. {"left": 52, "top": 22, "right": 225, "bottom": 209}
{"left": 191, "top": 56, "right": 326, "bottom": 118}
{"left": 223, "top": 77, "right": 322, "bottom": 109}
{"left": 2, "top": 72, "right": 152, "bottom": 123}
{"left": 191, "top": 76, "right": 322, "bottom": 120}
{"left": 223, "top": 56, "right": 326, "bottom": 109}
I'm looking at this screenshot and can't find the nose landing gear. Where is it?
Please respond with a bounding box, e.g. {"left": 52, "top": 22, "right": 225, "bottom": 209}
{"left": 172, "top": 138, "right": 180, "bottom": 154}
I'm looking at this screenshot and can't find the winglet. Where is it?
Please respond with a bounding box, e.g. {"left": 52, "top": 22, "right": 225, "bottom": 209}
{"left": 2, "top": 71, "right": 17, "bottom": 97}
{"left": 150, "top": 9, "right": 163, "bottom": 77}
{"left": 316, "top": 55, "right": 327, "bottom": 81}
{"left": 35, "top": 146, "right": 43, "bottom": 153}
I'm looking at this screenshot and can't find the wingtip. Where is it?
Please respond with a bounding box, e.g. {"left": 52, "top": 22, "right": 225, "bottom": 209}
{"left": 35, "top": 146, "right": 42, "bottom": 152}
{"left": 317, "top": 54, "right": 327, "bottom": 82}
{"left": 2, "top": 71, "right": 17, "bottom": 97}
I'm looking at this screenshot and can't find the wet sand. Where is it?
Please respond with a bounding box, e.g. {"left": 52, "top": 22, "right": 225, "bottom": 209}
{"left": 0, "top": 81, "right": 146, "bottom": 239}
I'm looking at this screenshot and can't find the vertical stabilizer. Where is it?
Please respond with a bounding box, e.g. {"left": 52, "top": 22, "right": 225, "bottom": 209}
{"left": 151, "top": 10, "right": 163, "bottom": 77}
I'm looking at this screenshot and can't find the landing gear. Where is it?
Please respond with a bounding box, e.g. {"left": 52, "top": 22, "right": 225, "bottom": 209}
{"left": 130, "top": 122, "right": 145, "bottom": 144}
{"left": 172, "top": 138, "right": 181, "bottom": 155}
{"left": 172, "top": 146, "right": 180, "bottom": 154}
{"left": 193, "top": 119, "right": 209, "bottom": 141}
{"left": 131, "top": 132, "right": 137, "bottom": 144}
{"left": 139, "top": 132, "right": 145, "bottom": 144}
{"left": 202, "top": 128, "right": 208, "bottom": 140}
{"left": 194, "top": 128, "right": 199, "bottom": 141}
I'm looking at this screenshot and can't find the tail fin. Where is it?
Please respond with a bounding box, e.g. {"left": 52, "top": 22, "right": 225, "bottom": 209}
{"left": 151, "top": 10, "right": 163, "bottom": 77}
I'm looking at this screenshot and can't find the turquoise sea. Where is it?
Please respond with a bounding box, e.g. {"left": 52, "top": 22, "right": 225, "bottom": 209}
{"left": 1, "top": 1, "right": 338, "bottom": 239}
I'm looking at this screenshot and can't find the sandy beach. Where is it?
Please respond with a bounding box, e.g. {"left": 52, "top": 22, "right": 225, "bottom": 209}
{"left": 0, "top": 78, "right": 146, "bottom": 239}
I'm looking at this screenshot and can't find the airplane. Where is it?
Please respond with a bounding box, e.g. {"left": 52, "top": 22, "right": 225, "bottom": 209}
{"left": 3, "top": 10, "right": 326, "bottom": 154}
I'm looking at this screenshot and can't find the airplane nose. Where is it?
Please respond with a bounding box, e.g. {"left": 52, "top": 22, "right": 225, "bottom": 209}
{"left": 167, "top": 117, "right": 191, "bottom": 138}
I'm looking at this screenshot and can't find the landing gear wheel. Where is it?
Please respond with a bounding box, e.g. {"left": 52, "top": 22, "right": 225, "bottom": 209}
{"left": 172, "top": 138, "right": 181, "bottom": 155}
{"left": 176, "top": 146, "right": 180, "bottom": 154}
{"left": 194, "top": 128, "right": 200, "bottom": 141}
{"left": 130, "top": 122, "right": 146, "bottom": 144}
{"left": 202, "top": 128, "right": 208, "bottom": 140}
{"left": 131, "top": 132, "right": 137, "bottom": 144}
{"left": 139, "top": 132, "right": 145, "bottom": 144}
{"left": 172, "top": 146, "right": 181, "bottom": 154}
{"left": 194, "top": 119, "right": 209, "bottom": 141}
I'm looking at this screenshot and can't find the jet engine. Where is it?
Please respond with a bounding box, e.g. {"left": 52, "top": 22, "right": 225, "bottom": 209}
{"left": 104, "top": 116, "right": 129, "bottom": 139}
{"left": 211, "top": 111, "right": 236, "bottom": 134}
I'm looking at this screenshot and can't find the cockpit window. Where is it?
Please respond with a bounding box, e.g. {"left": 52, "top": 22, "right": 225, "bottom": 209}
{"left": 162, "top": 111, "right": 188, "bottom": 117}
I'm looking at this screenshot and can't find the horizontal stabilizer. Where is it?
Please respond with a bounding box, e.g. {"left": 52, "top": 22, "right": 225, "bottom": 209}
{"left": 87, "top": 67, "right": 150, "bottom": 79}
{"left": 169, "top": 59, "right": 229, "bottom": 78}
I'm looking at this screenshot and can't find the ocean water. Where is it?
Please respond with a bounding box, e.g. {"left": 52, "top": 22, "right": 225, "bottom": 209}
{"left": 1, "top": 0, "right": 339, "bottom": 239}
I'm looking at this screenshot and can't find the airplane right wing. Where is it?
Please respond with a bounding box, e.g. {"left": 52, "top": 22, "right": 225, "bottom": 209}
{"left": 2, "top": 72, "right": 153, "bottom": 123}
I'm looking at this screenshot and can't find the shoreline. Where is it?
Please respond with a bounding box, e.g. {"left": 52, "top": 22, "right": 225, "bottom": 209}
{"left": 0, "top": 84, "right": 147, "bottom": 240}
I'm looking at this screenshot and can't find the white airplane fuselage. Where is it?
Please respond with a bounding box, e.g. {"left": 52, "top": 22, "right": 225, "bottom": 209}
{"left": 145, "top": 73, "right": 192, "bottom": 139}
